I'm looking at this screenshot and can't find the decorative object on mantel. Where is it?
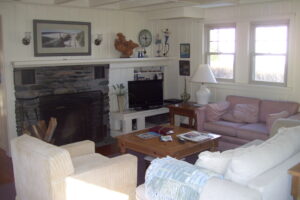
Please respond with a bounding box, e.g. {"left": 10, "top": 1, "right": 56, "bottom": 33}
{"left": 22, "top": 32, "right": 31, "bottom": 45}
{"left": 114, "top": 33, "right": 139, "bottom": 58}
{"left": 94, "top": 34, "right": 103, "bottom": 46}
{"left": 33, "top": 20, "right": 91, "bottom": 57}
{"left": 191, "top": 64, "right": 217, "bottom": 105}
{"left": 179, "top": 60, "right": 191, "bottom": 103}
{"left": 155, "top": 34, "right": 162, "bottom": 57}
{"left": 22, "top": 117, "right": 57, "bottom": 143}
{"left": 138, "top": 29, "right": 152, "bottom": 57}
{"left": 180, "top": 43, "right": 190, "bottom": 58}
{"left": 162, "top": 28, "right": 170, "bottom": 57}
{"left": 113, "top": 83, "right": 127, "bottom": 112}
{"left": 134, "top": 66, "right": 164, "bottom": 80}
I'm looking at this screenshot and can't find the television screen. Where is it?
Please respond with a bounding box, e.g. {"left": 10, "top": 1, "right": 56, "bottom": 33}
{"left": 128, "top": 80, "right": 163, "bottom": 110}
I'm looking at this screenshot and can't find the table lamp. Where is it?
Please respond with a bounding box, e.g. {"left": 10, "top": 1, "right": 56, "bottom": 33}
{"left": 191, "top": 64, "right": 217, "bottom": 105}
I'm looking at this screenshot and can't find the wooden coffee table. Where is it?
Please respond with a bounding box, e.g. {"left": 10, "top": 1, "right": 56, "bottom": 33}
{"left": 117, "top": 124, "right": 221, "bottom": 159}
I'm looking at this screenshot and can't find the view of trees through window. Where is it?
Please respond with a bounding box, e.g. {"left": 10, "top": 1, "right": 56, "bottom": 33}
{"left": 252, "top": 24, "right": 288, "bottom": 84}
{"left": 207, "top": 26, "right": 235, "bottom": 80}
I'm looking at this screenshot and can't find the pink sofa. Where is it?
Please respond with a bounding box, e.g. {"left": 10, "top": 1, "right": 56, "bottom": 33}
{"left": 196, "top": 95, "right": 300, "bottom": 151}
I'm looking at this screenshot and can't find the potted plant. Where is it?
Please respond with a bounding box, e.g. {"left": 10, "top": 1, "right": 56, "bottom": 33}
{"left": 112, "top": 83, "right": 126, "bottom": 112}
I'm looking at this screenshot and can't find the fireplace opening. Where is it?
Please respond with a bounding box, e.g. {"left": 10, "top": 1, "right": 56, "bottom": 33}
{"left": 14, "top": 64, "right": 111, "bottom": 146}
{"left": 38, "top": 91, "right": 108, "bottom": 146}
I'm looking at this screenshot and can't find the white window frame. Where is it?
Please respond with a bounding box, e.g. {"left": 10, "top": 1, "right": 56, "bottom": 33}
{"left": 205, "top": 23, "right": 236, "bottom": 82}
{"left": 250, "top": 20, "right": 289, "bottom": 87}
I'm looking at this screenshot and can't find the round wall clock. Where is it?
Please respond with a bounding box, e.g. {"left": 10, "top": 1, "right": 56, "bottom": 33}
{"left": 138, "top": 29, "right": 152, "bottom": 47}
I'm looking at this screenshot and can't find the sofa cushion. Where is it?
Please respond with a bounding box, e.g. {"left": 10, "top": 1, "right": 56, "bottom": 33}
{"left": 226, "top": 95, "right": 260, "bottom": 110}
{"left": 204, "top": 120, "right": 246, "bottom": 137}
{"left": 259, "top": 100, "right": 299, "bottom": 122}
{"left": 206, "top": 101, "right": 230, "bottom": 122}
{"left": 233, "top": 104, "right": 259, "bottom": 123}
{"left": 221, "top": 111, "right": 243, "bottom": 123}
{"left": 236, "top": 123, "right": 269, "bottom": 141}
{"left": 221, "top": 96, "right": 260, "bottom": 123}
{"left": 266, "top": 111, "right": 289, "bottom": 132}
{"left": 195, "top": 141, "right": 260, "bottom": 175}
{"left": 225, "top": 125, "right": 300, "bottom": 185}
{"left": 72, "top": 153, "right": 109, "bottom": 173}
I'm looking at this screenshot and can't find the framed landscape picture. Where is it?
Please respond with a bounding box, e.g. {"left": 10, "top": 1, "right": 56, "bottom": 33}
{"left": 180, "top": 43, "right": 190, "bottom": 58}
{"left": 33, "top": 20, "right": 91, "bottom": 57}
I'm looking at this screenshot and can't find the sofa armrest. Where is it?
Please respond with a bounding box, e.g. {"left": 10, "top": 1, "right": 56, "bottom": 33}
{"left": 288, "top": 112, "right": 300, "bottom": 120}
{"left": 61, "top": 140, "right": 95, "bottom": 157}
{"left": 200, "top": 178, "right": 261, "bottom": 200}
{"left": 270, "top": 118, "right": 300, "bottom": 137}
{"left": 195, "top": 107, "right": 206, "bottom": 131}
{"left": 247, "top": 151, "right": 300, "bottom": 200}
{"left": 67, "top": 154, "right": 137, "bottom": 200}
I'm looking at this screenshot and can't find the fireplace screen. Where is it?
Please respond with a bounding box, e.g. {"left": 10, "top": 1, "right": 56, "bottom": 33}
{"left": 37, "top": 91, "right": 107, "bottom": 145}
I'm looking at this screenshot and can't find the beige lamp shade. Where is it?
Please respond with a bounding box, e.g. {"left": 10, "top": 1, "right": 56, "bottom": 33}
{"left": 191, "top": 64, "right": 217, "bottom": 84}
{"left": 191, "top": 64, "right": 217, "bottom": 105}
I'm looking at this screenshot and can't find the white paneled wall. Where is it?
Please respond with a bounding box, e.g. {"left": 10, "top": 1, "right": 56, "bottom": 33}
{"left": 150, "top": 18, "right": 202, "bottom": 101}
{"left": 0, "top": 2, "right": 153, "bottom": 153}
{"left": 152, "top": 0, "right": 300, "bottom": 104}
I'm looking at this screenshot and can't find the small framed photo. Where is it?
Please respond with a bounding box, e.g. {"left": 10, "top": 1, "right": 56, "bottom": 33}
{"left": 179, "top": 60, "right": 190, "bottom": 76}
{"left": 33, "top": 20, "right": 91, "bottom": 57}
{"left": 180, "top": 43, "right": 190, "bottom": 58}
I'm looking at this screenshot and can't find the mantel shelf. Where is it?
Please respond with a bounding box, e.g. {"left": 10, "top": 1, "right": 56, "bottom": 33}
{"left": 12, "top": 57, "right": 176, "bottom": 69}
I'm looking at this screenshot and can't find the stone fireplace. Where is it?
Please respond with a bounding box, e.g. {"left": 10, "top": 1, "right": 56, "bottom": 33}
{"left": 14, "top": 64, "right": 112, "bottom": 146}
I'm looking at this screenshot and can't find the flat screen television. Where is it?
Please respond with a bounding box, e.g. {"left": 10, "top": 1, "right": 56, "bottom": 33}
{"left": 128, "top": 80, "right": 163, "bottom": 110}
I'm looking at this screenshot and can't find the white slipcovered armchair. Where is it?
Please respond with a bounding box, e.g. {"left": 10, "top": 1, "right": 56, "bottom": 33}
{"left": 11, "top": 135, "right": 137, "bottom": 200}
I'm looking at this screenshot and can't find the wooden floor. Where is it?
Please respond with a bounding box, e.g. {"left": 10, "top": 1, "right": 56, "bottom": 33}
{"left": 0, "top": 142, "right": 120, "bottom": 185}
{"left": 0, "top": 149, "right": 14, "bottom": 185}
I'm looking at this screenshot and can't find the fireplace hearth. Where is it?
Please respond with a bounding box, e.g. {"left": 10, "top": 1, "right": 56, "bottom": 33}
{"left": 14, "top": 64, "right": 112, "bottom": 146}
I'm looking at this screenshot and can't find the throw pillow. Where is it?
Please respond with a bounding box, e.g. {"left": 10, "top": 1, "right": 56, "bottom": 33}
{"left": 225, "top": 125, "right": 300, "bottom": 185}
{"left": 195, "top": 144, "right": 258, "bottom": 175}
{"left": 233, "top": 104, "right": 259, "bottom": 123}
{"left": 221, "top": 111, "right": 244, "bottom": 123}
{"left": 266, "top": 111, "right": 289, "bottom": 132}
{"left": 206, "top": 101, "right": 230, "bottom": 122}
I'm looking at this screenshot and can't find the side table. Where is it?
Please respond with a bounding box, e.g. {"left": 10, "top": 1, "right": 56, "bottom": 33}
{"left": 167, "top": 102, "right": 202, "bottom": 129}
{"left": 289, "top": 163, "right": 300, "bottom": 200}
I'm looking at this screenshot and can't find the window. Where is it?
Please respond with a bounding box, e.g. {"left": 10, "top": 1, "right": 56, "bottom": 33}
{"left": 250, "top": 21, "right": 289, "bottom": 86}
{"left": 206, "top": 24, "right": 236, "bottom": 80}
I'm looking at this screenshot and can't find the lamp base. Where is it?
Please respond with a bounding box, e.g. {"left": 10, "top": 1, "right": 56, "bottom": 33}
{"left": 196, "top": 84, "right": 211, "bottom": 105}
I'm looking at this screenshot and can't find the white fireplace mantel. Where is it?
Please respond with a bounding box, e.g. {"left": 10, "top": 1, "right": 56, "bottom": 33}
{"left": 12, "top": 57, "right": 176, "bottom": 69}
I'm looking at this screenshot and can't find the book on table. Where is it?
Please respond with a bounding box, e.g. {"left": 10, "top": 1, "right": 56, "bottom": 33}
{"left": 177, "top": 131, "right": 212, "bottom": 142}
{"left": 137, "top": 132, "right": 160, "bottom": 139}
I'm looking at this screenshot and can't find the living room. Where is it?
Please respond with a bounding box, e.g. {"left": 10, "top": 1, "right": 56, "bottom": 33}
{"left": 1, "top": 0, "right": 300, "bottom": 200}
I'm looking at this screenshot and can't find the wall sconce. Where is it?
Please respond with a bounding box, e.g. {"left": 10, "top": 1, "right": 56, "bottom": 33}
{"left": 94, "top": 34, "right": 103, "bottom": 46}
{"left": 22, "top": 32, "right": 31, "bottom": 45}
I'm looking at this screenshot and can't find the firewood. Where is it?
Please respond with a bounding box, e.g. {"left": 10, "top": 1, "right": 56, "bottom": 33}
{"left": 32, "top": 125, "right": 42, "bottom": 139}
{"left": 44, "top": 118, "right": 57, "bottom": 142}
{"left": 22, "top": 118, "right": 57, "bottom": 143}
{"left": 37, "top": 120, "right": 47, "bottom": 136}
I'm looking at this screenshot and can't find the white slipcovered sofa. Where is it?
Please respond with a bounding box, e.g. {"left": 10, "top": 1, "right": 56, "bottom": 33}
{"left": 136, "top": 119, "right": 300, "bottom": 200}
{"left": 11, "top": 135, "right": 137, "bottom": 200}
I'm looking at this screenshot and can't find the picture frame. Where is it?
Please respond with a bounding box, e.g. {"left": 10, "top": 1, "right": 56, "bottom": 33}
{"left": 179, "top": 60, "right": 190, "bottom": 76}
{"left": 180, "top": 43, "right": 190, "bottom": 58}
{"left": 33, "top": 20, "right": 91, "bottom": 57}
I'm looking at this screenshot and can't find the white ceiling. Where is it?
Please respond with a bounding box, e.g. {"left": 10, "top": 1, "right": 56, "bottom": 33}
{"left": 0, "top": 0, "right": 285, "bottom": 12}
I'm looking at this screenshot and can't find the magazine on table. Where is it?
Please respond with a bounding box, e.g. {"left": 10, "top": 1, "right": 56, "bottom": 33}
{"left": 137, "top": 132, "right": 160, "bottom": 139}
{"left": 177, "top": 131, "right": 212, "bottom": 142}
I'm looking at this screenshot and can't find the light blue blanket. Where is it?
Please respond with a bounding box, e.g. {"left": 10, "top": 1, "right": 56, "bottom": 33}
{"left": 145, "top": 156, "right": 223, "bottom": 200}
